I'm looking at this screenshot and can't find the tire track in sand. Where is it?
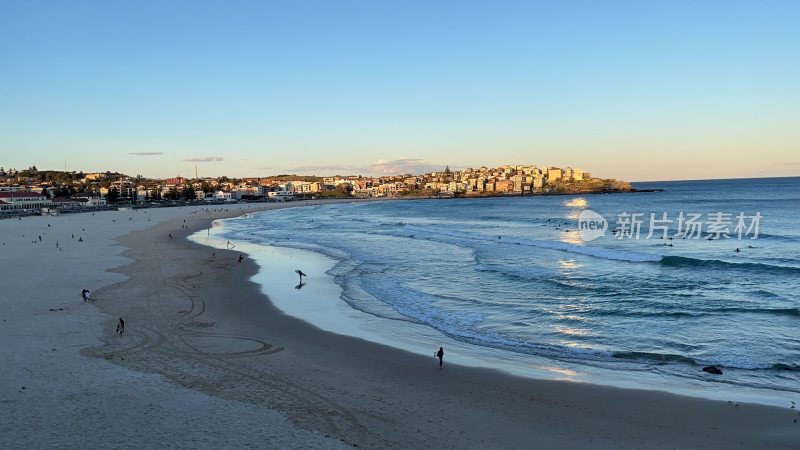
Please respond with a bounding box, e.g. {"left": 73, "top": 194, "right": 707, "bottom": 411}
{"left": 166, "top": 268, "right": 367, "bottom": 439}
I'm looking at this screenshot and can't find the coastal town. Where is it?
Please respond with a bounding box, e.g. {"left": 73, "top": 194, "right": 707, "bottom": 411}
{"left": 0, "top": 164, "right": 630, "bottom": 215}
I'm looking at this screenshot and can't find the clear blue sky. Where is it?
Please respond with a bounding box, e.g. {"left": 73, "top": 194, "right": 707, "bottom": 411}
{"left": 1, "top": 0, "right": 798, "bottom": 180}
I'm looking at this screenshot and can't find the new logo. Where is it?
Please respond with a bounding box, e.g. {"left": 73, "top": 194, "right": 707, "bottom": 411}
{"left": 578, "top": 210, "right": 607, "bottom": 241}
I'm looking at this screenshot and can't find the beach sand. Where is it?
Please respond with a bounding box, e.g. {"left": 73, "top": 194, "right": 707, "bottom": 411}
{"left": 3, "top": 202, "right": 799, "bottom": 449}
{"left": 0, "top": 204, "right": 348, "bottom": 449}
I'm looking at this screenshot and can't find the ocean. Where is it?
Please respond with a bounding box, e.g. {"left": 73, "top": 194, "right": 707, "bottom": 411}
{"left": 206, "top": 177, "right": 800, "bottom": 403}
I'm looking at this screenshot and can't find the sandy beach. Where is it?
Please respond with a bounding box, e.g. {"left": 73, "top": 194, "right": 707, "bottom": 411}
{"left": 0, "top": 203, "right": 349, "bottom": 449}
{"left": 3, "top": 202, "right": 800, "bottom": 449}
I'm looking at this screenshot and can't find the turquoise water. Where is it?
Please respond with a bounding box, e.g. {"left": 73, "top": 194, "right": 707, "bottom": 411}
{"left": 219, "top": 177, "right": 800, "bottom": 397}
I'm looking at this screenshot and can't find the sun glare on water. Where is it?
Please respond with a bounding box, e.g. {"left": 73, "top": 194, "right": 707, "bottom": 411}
{"left": 564, "top": 198, "right": 588, "bottom": 208}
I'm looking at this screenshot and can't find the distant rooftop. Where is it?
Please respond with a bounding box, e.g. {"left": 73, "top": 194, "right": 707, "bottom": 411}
{"left": 0, "top": 191, "right": 44, "bottom": 198}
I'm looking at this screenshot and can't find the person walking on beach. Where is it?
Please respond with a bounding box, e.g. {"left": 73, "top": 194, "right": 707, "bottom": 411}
{"left": 435, "top": 347, "right": 444, "bottom": 368}
{"left": 81, "top": 289, "right": 89, "bottom": 302}
{"left": 116, "top": 318, "right": 125, "bottom": 336}
{"left": 238, "top": 254, "right": 244, "bottom": 263}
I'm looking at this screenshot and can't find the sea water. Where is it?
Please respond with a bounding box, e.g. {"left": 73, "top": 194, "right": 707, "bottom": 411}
{"left": 204, "top": 177, "right": 800, "bottom": 404}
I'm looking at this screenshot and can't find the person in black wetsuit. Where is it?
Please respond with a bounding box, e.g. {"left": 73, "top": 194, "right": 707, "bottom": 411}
{"left": 116, "top": 318, "right": 125, "bottom": 336}
{"left": 436, "top": 347, "right": 444, "bottom": 368}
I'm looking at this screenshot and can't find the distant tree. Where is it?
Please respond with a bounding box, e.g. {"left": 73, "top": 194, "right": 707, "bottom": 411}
{"left": 334, "top": 184, "right": 353, "bottom": 197}
{"left": 54, "top": 186, "right": 73, "bottom": 197}
{"left": 41, "top": 188, "right": 51, "bottom": 198}
{"left": 107, "top": 187, "right": 120, "bottom": 204}
{"left": 149, "top": 188, "right": 162, "bottom": 200}
{"left": 181, "top": 186, "right": 197, "bottom": 201}
{"left": 73, "top": 183, "right": 88, "bottom": 194}
{"left": 164, "top": 187, "right": 180, "bottom": 200}
{"left": 444, "top": 165, "right": 451, "bottom": 175}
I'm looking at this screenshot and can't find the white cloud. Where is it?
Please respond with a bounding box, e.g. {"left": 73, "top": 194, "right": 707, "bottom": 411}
{"left": 284, "top": 158, "right": 447, "bottom": 176}
{"left": 365, "top": 157, "right": 445, "bottom": 176}
{"left": 183, "top": 156, "right": 224, "bottom": 162}
{"left": 129, "top": 151, "right": 163, "bottom": 156}
{"left": 284, "top": 164, "right": 356, "bottom": 173}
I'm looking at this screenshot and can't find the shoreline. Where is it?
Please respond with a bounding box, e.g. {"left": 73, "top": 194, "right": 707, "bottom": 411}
{"left": 312, "top": 187, "right": 661, "bottom": 202}
{"left": 87, "top": 204, "right": 799, "bottom": 448}
{"left": 0, "top": 186, "right": 655, "bottom": 222}
{"left": 192, "top": 224, "right": 796, "bottom": 408}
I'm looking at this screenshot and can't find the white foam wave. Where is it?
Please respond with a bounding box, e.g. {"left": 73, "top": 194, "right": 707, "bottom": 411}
{"left": 393, "top": 225, "right": 662, "bottom": 263}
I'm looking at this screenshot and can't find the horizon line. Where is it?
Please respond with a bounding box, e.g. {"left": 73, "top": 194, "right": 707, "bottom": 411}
{"left": 631, "top": 174, "right": 800, "bottom": 184}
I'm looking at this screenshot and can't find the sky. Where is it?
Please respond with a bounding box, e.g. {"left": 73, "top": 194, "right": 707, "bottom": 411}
{"left": 1, "top": 0, "right": 798, "bottom": 181}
